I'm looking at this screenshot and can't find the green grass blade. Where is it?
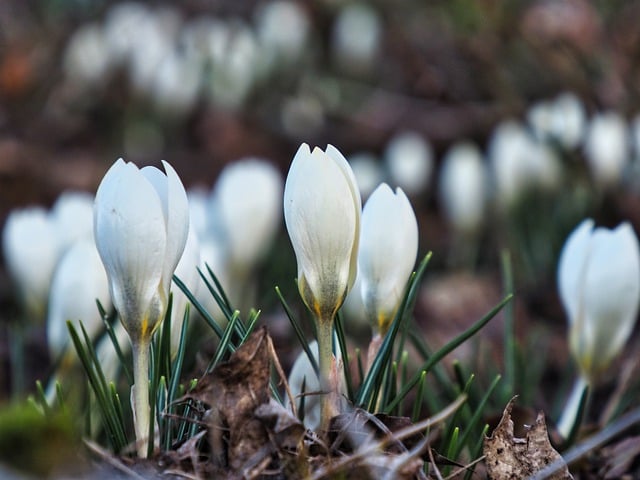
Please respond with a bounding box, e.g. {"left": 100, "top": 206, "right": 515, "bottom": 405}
{"left": 334, "top": 311, "right": 354, "bottom": 401}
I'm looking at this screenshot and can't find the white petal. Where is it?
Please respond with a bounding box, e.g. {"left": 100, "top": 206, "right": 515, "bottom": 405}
{"left": 557, "top": 219, "right": 594, "bottom": 326}
{"left": 94, "top": 159, "right": 166, "bottom": 335}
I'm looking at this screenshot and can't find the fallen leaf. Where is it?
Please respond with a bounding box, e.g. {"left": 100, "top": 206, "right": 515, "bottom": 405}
{"left": 484, "top": 397, "right": 573, "bottom": 480}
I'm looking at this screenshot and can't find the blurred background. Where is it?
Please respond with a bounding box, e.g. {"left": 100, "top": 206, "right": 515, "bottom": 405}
{"left": 2, "top": 0, "right": 640, "bottom": 409}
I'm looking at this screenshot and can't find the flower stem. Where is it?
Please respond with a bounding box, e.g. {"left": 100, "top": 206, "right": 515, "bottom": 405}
{"left": 316, "top": 316, "right": 335, "bottom": 433}
{"left": 131, "top": 337, "right": 151, "bottom": 457}
{"left": 557, "top": 375, "right": 589, "bottom": 440}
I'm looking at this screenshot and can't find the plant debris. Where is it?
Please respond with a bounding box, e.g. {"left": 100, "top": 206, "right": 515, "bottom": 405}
{"left": 484, "top": 397, "right": 573, "bottom": 480}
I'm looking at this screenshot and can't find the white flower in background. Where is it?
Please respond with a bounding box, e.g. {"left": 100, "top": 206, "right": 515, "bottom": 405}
{"left": 552, "top": 92, "right": 586, "bottom": 150}
{"left": 584, "top": 111, "right": 629, "bottom": 189}
{"left": 46, "top": 239, "right": 111, "bottom": 360}
{"left": 332, "top": 3, "right": 381, "bottom": 74}
{"left": 287, "top": 340, "right": 345, "bottom": 431}
{"left": 284, "top": 143, "right": 361, "bottom": 430}
{"left": 359, "top": 184, "right": 418, "bottom": 335}
{"left": 254, "top": 0, "right": 310, "bottom": 71}
{"left": 438, "top": 142, "right": 487, "bottom": 234}
{"left": 385, "top": 131, "right": 434, "bottom": 196}
{"left": 170, "top": 222, "right": 201, "bottom": 356}
{"left": 489, "top": 119, "right": 562, "bottom": 208}
{"left": 527, "top": 100, "right": 555, "bottom": 143}
{"left": 348, "top": 152, "right": 385, "bottom": 199}
{"left": 3, "top": 207, "right": 60, "bottom": 319}
{"left": 187, "top": 187, "right": 210, "bottom": 240}
{"left": 51, "top": 191, "right": 95, "bottom": 253}
{"left": 104, "top": 2, "right": 150, "bottom": 66}
{"left": 206, "top": 21, "right": 259, "bottom": 109}
{"left": 558, "top": 219, "right": 640, "bottom": 381}
{"left": 63, "top": 23, "right": 112, "bottom": 87}
{"left": 94, "top": 158, "right": 189, "bottom": 457}
{"left": 151, "top": 49, "right": 202, "bottom": 117}
{"left": 128, "top": 7, "right": 182, "bottom": 94}
{"left": 631, "top": 114, "right": 640, "bottom": 161}
{"left": 213, "top": 159, "right": 283, "bottom": 278}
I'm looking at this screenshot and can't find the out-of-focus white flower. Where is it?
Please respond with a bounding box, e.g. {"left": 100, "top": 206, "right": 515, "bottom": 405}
{"left": 358, "top": 184, "right": 418, "bottom": 335}
{"left": 206, "top": 21, "right": 259, "bottom": 109}
{"left": 214, "top": 159, "right": 283, "bottom": 277}
{"left": 287, "top": 340, "right": 345, "bottom": 431}
{"left": 64, "top": 23, "right": 112, "bottom": 87}
{"left": 46, "top": 239, "right": 111, "bottom": 360}
{"left": 332, "top": 3, "right": 381, "bottom": 74}
{"left": 348, "top": 152, "right": 385, "bottom": 200}
{"left": 438, "top": 142, "right": 487, "bottom": 233}
{"left": 254, "top": 0, "right": 309, "bottom": 71}
{"left": 94, "top": 157, "right": 189, "bottom": 457}
{"left": 128, "top": 7, "right": 182, "bottom": 93}
{"left": 3, "top": 207, "right": 59, "bottom": 319}
{"left": 385, "top": 131, "right": 434, "bottom": 196}
{"left": 552, "top": 92, "right": 586, "bottom": 149}
{"left": 284, "top": 144, "right": 361, "bottom": 321}
{"left": 584, "top": 111, "right": 629, "bottom": 189}
{"left": 527, "top": 100, "right": 555, "bottom": 143}
{"left": 104, "top": 2, "right": 150, "bottom": 66}
{"left": 51, "top": 191, "right": 95, "bottom": 252}
{"left": 151, "top": 49, "right": 202, "bottom": 117}
{"left": 558, "top": 219, "right": 640, "bottom": 382}
{"left": 170, "top": 222, "right": 201, "bottom": 356}
{"left": 187, "top": 187, "right": 210, "bottom": 240}
{"left": 94, "top": 158, "right": 189, "bottom": 342}
{"left": 489, "top": 119, "right": 562, "bottom": 208}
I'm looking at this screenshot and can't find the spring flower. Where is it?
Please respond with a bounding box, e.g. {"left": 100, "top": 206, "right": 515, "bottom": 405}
{"left": 556, "top": 219, "right": 640, "bottom": 437}
{"left": 385, "top": 131, "right": 434, "bottom": 196}
{"left": 51, "top": 191, "right": 95, "bottom": 253}
{"left": 213, "top": 159, "right": 283, "bottom": 280}
{"left": 3, "top": 207, "right": 60, "bottom": 320}
{"left": 438, "top": 142, "right": 487, "bottom": 234}
{"left": 584, "top": 111, "right": 629, "bottom": 189}
{"left": 332, "top": 3, "right": 381, "bottom": 74}
{"left": 284, "top": 143, "right": 360, "bottom": 430}
{"left": 558, "top": 219, "right": 640, "bottom": 381}
{"left": 359, "top": 183, "right": 418, "bottom": 336}
{"left": 47, "top": 239, "right": 111, "bottom": 360}
{"left": 348, "top": 152, "right": 385, "bottom": 200}
{"left": 94, "top": 158, "right": 189, "bottom": 456}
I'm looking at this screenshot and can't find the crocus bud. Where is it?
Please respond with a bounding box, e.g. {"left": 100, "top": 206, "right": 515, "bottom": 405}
{"left": 331, "top": 3, "right": 381, "bottom": 75}
{"left": 584, "top": 111, "right": 629, "bottom": 189}
{"left": 52, "top": 191, "right": 95, "bottom": 253}
{"left": 348, "top": 152, "right": 385, "bottom": 200}
{"left": 385, "top": 131, "right": 434, "bottom": 196}
{"left": 94, "top": 157, "right": 189, "bottom": 457}
{"left": 438, "top": 142, "right": 487, "bottom": 234}
{"left": 284, "top": 143, "right": 361, "bottom": 321}
{"left": 94, "top": 158, "right": 189, "bottom": 342}
{"left": 47, "top": 239, "right": 111, "bottom": 360}
{"left": 213, "top": 159, "right": 283, "bottom": 278}
{"left": 557, "top": 219, "right": 640, "bottom": 382}
{"left": 3, "top": 207, "right": 60, "bottom": 320}
{"left": 358, "top": 184, "right": 418, "bottom": 335}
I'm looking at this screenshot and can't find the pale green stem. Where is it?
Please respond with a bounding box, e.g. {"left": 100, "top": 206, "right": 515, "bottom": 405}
{"left": 557, "top": 375, "right": 589, "bottom": 439}
{"left": 316, "top": 316, "right": 335, "bottom": 433}
{"left": 131, "top": 337, "right": 151, "bottom": 457}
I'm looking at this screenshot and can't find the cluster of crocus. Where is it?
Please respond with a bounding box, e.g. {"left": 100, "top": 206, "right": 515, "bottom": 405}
{"left": 284, "top": 143, "right": 419, "bottom": 430}
{"left": 556, "top": 219, "right": 640, "bottom": 437}
{"left": 94, "top": 158, "right": 189, "bottom": 456}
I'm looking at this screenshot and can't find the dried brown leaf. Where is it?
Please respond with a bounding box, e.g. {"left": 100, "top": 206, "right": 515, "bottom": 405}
{"left": 484, "top": 397, "right": 573, "bottom": 480}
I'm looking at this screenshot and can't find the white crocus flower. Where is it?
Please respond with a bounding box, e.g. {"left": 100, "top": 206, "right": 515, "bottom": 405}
{"left": 214, "top": 159, "right": 283, "bottom": 281}
{"left": 332, "top": 3, "right": 381, "bottom": 74}
{"left": 94, "top": 158, "right": 189, "bottom": 457}
{"left": 557, "top": 219, "right": 640, "bottom": 437}
{"left": 584, "top": 111, "right": 629, "bottom": 189}
{"left": 359, "top": 183, "right": 418, "bottom": 336}
{"left": 438, "top": 142, "right": 487, "bottom": 234}
{"left": 348, "top": 152, "right": 385, "bottom": 200}
{"left": 52, "top": 191, "right": 95, "bottom": 253}
{"left": 552, "top": 92, "right": 586, "bottom": 150}
{"left": 3, "top": 207, "right": 60, "bottom": 320}
{"left": 45, "top": 239, "right": 111, "bottom": 401}
{"left": 385, "top": 131, "right": 434, "bottom": 196}
{"left": 284, "top": 143, "right": 361, "bottom": 431}
{"left": 47, "top": 239, "right": 111, "bottom": 360}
